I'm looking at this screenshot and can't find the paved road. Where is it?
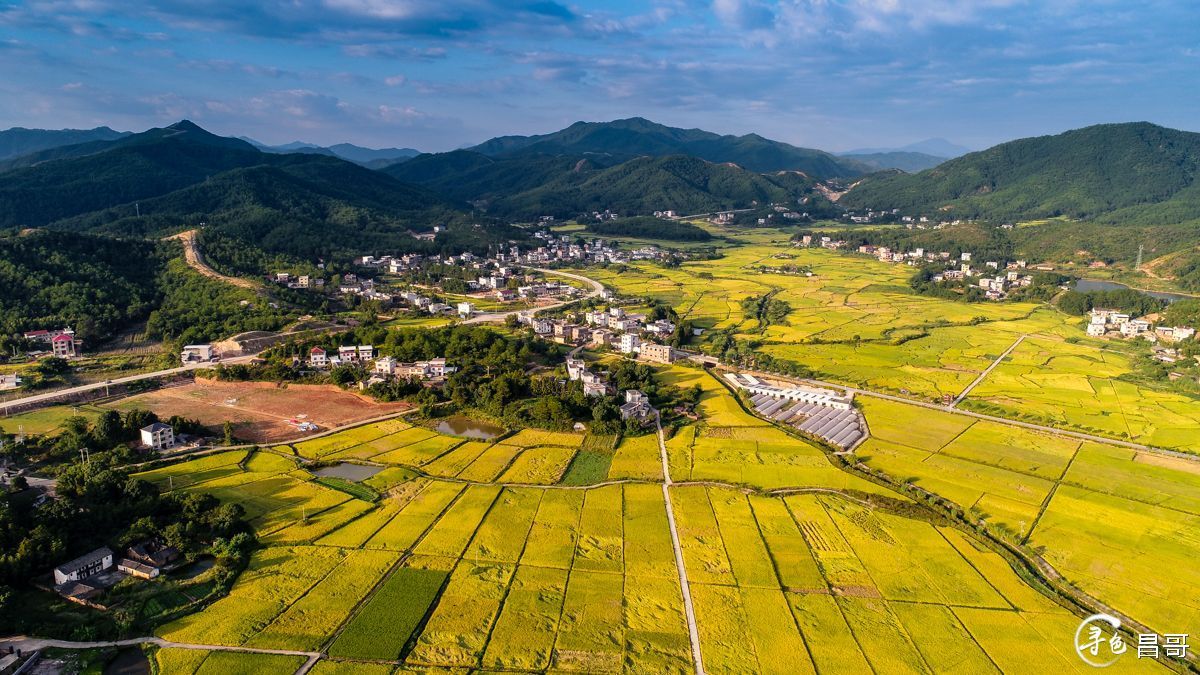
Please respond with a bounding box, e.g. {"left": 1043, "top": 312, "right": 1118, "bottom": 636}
{"left": 655, "top": 412, "right": 705, "bottom": 675}
{"left": 0, "top": 355, "right": 260, "bottom": 414}
{"left": 0, "top": 635, "right": 319, "bottom": 674}
{"left": 462, "top": 267, "right": 605, "bottom": 325}
{"left": 949, "top": 333, "right": 1027, "bottom": 407}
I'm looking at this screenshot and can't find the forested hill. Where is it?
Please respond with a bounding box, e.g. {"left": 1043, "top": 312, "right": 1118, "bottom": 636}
{"left": 467, "top": 117, "right": 866, "bottom": 177}
{"left": 387, "top": 151, "right": 825, "bottom": 219}
{"left": 840, "top": 122, "right": 1200, "bottom": 224}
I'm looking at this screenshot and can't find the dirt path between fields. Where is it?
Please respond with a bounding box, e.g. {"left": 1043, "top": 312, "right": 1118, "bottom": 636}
{"left": 656, "top": 411, "right": 706, "bottom": 675}
{"left": 167, "top": 229, "right": 260, "bottom": 290}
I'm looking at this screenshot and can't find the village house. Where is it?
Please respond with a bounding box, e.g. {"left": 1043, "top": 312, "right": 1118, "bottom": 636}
{"left": 140, "top": 422, "right": 175, "bottom": 451}
{"left": 50, "top": 333, "right": 78, "bottom": 358}
{"left": 117, "top": 540, "right": 182, "bottom": 579}
{"left": 0, "top": 373, "right": 21, "bottom": 390}
{"left": 565, "top": 357, "right": 587, "bottom": 381}
{"left": 457, "top": 302, "right": 474, "bottom": 318}
{"left": 180, "top": 344, "right": 214, "bottom": 365}
{"left": 582, "top": 371, "right": 608, "bottom": 397}
{"left": 619, "top": 390, "right": 654, "bottom": 421}
{"left": 375, "top": 356, "right": 396, "bottom": 375}
{"left": 619, "top": 333, "right": 641, "bottom": 354}
{"left": 639, "top": 342, "right": 678, "bottom": 364}
{"left": 590, "top": 329, "right": 613, "bottom": 347}
{"left": 309, "top": 347, "right": 329, "bottom": 368}
{"left": 53, "top": 547, "right": 114, "bottom": 586}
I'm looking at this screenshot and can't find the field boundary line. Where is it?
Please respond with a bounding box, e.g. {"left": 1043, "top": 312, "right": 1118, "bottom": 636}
{"left": 656, "top": 412, "right": 705, "bottom": 675}
{"left": 949, "top": 333, "right": 1027, "bottom": 408}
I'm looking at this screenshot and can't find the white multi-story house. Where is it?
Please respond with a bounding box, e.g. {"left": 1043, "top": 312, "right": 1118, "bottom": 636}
{"left": 140, "top": 422, "right": 175, "bottom": 451}
{"left": 309, "top": 347, "right": 329, "bottom": 368}
{"left": 619, "top": 333, "right": 640, "bottom": 354}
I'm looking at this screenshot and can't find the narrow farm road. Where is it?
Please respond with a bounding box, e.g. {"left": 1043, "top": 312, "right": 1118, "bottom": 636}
{"left": 656, "top": 411, "right": 706, "bottom": 675}
{"left": 949, "top": 333, "right": 1027, "bottom": 407}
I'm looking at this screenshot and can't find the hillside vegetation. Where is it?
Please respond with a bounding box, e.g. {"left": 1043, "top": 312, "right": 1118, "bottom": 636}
{"left": 389, "top": 152, "right": 819, "bottom": 219}
{"left": 841, "top": 122, "right": 1200, "bottom": 224}
{"left": 469, "top": 117, "right": 865, "bottom": 176}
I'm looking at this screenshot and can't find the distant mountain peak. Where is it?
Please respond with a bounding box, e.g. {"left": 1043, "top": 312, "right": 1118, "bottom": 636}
{"left": 467, "top": 117, "right": 863, "bottom": 177}
{"left": 167, "top": 119, "right": 205, "bottom": 132}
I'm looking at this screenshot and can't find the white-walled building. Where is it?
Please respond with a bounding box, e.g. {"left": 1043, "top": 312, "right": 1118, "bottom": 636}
{"left": 140, "top": 422, "right": 175, "bottom": 451}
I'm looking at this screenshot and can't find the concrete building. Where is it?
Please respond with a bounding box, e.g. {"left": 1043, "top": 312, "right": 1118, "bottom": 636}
{"left": 639, "top": 343, "right": 676, "bottom": 364}
{"left": 619, "top": 390, "right": 653, "bottom": 420}
{"left": 619, "top": 333, "right": 640, "bottom": 354}
{"left": 140, "top": 422, "right": 175, "bottom": 451}
{"left": 54, "top": 547, "right": 114, "bottom": 585}
{"left": 180, "top": 344, "right": 214, "bottom": 365}
{"left": 309, "top": 347, "right": 329, "bottom": 368}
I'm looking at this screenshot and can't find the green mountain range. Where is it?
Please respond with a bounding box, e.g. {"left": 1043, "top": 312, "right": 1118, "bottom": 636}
{"left": 386, "top": 151, "right": 821, "bottom": 218}
{"left": 467, "top": 117, "right": 866, "bottom": 177}
{"left": 840, "top": 122, "right": 1200, "bottom": 225}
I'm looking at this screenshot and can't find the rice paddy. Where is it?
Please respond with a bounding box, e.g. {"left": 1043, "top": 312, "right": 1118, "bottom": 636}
{"left": 110, "top": 231, "right": 1199, "bottom": 672}
{"left": 139, "top": 386, "right": 1152, "bottom": 673}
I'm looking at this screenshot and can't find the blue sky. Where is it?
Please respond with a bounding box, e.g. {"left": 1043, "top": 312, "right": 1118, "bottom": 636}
{"left": 1, "top": 0, "right": 1197, "bottom": 153}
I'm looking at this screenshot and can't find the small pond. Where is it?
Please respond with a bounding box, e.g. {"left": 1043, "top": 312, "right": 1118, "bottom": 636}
{"left": 313, "top": 463, "right": 384, "bottom": 481}
{"left": 434, "top": 415, "right": 506, "bottom": 440}
{"left": 172, "top": 555, "right": 215, "bottom": 580}
{"left": 103, "top": 648, "right": 149, "bottom": 675}
{"left": 1075, "top": 279, "right": 1194, "bottom": 304}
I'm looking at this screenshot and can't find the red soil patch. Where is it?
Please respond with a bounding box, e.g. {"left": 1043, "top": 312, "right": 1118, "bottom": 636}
{"left": 107, "top": 379, "right": 410, "bottom": 443}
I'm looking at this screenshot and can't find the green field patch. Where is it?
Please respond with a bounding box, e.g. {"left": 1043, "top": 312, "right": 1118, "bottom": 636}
{"left": 329, "top": 566, "right": 449, "bottom": 660}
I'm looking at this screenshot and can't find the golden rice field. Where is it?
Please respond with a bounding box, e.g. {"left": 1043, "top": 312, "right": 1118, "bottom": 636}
{"left": 574, "top": 235, "right": 1200, "bottom": 447}
{"left": 963, "top": 336, "right": 1200, "bottom": 450}
{"left": 856, "top": 395, "right": 1200, "bottom": 642}
{"left": 122, "top": 230, "right": 1199, "bottom": 673}
{"left": 140, "top": 437, "right": 1152, "bottom": 673}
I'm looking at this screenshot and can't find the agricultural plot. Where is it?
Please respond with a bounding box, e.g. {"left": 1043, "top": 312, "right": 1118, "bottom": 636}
{"left": 136, "top": 315, "right": 1187, "bottom": 675}
{"left": 0, "top": 403, "right": 104, "bottom": 435}
{"left": 965, "top": 336, "right": 1200, "bottom": 449}
{"left": 857, "top": 395, "right": 1200, "bottom": 642}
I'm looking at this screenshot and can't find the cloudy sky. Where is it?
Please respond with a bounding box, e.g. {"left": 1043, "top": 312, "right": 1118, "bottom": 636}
{"left": 1, "top": 0, "right": 1196, "bottom": 152}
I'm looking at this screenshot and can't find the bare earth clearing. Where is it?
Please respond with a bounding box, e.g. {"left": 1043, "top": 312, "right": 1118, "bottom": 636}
{"left": 105, "top": 379, "right": 411, "bottom": 443}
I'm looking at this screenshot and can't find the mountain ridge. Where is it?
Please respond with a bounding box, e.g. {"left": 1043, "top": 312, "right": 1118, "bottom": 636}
{"left": 467, "top": 117, "right": 867, "bottom": 177}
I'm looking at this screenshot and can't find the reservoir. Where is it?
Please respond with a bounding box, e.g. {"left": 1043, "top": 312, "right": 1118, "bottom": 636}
{"left": 313, "top": 463, "right": 384, "bottom": 481}
{"left": 434, "top": 415, "right": 505, "bottom": 439}
{"left": 1075, "top": 279, "right": 1194, "bottom": 304}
